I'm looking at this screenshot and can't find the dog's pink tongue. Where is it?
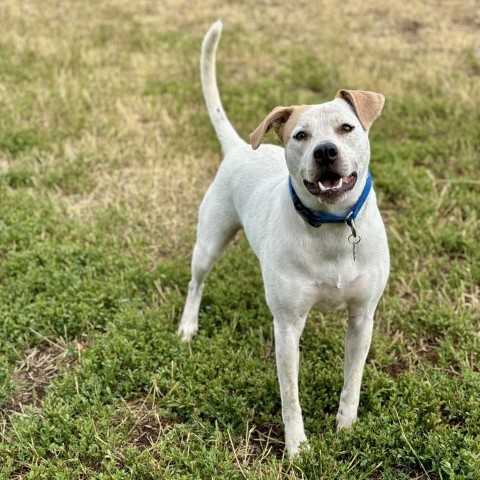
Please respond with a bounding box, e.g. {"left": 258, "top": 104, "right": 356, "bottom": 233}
{"left": 323, "top": 177, "right": 340, "bottom": 188}
{"left": 343, "top": 175, "right": 354, "bottom": 184}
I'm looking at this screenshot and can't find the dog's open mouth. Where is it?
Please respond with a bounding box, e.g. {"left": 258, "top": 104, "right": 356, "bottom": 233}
{"left": 303, "top": 172, "right": 357, "bottom": 197}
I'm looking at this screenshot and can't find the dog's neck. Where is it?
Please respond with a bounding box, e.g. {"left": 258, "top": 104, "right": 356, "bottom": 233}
{"left": 288, "top": 171, "right": 372, "bottom": 229}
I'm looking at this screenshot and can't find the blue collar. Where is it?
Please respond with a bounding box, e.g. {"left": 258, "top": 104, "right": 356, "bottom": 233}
{"left": 288, "top": 171, "right": 373, "bottom": 229}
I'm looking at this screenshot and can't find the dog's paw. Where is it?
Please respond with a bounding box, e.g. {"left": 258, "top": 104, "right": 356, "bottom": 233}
{"left": 336, "top": 411, "right": 356, "bottom": 431}
{"left": 177, "top": 323, "right": 198, "bottom": 342}
{"left": 285, "top": 431, "right": 308, "bottom": 458}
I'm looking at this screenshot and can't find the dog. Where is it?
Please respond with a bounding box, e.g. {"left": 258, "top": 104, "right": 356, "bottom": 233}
{"left": 178, "top": 21, "right": 390, "bottom": 456}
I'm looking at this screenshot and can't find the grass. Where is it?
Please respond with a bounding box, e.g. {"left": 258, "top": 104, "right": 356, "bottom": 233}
{"left": 0, "top": 0, "right": 479, "bottom": 478}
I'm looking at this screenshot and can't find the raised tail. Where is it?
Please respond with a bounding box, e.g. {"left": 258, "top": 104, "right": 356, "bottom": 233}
{"left": 201, "top": 21, "right": 244, "bottom": 154}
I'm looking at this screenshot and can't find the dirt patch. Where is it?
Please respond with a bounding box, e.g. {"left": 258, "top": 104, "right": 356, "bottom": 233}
{"left": 250, "top": 422, "right": 285, "bottom": 460}
{"left": 8, "top": 466, "right": 30, "bottom": 480}
{"left": 452, "top": 12, "right": 480, "bottom": 32}
{"left": 383, "top": 336, "right": 441, "bottom": 378}
{"left": 225, "top": 421, "right": 286, "bottom": 472}
{"left": 119, "top": 399, "right": 174, "bottom": 450}
{"left": 415, "top": 337, "right": 440, "bottom": 365}
{"left": 4, "top": 346, "right": 66, "bottom": 409}
{"left": 385, "top": 358, "right": 410, "bottom": 378}
{"left": 119, "top": 397, "right": 285, "bottom": 461}
{"left": 400, "top": 19, "right": 425, "bottom": 41}
{"left": 0, "top": 341, "right": 81, "bottom": 429}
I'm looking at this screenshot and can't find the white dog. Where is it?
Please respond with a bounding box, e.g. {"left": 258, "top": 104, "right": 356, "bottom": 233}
{"left": 178, "top": 21, "right": 390, "bottom": 456}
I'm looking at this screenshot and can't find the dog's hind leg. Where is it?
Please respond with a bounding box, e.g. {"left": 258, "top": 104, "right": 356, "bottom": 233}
{"left": 178, "top": 186, "right": 240, "bottom": 342}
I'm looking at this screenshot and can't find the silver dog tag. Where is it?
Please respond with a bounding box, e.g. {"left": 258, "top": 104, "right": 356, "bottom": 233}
{"left": 348, "top": 234, "right": 361, "bottom": 261}
{"left": 346, "top": 218, "right": 361, "bottom": 261}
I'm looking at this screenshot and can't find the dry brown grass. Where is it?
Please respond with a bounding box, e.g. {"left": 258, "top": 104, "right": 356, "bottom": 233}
{"left": 0, "top": 0, "right": 478, "bottom": 257}
{"left": 119, "top": 398, "right": 173, "bottom": 449}
{"left": 0, "top": 342, "right": 73, "bottom": 433}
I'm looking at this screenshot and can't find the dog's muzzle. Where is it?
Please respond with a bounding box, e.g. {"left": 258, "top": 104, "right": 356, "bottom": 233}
{"left": 303, "top": 142, "right": 358, "bottom": 201}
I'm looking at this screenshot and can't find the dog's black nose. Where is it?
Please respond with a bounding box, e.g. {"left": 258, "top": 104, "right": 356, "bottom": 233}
{"left": 313, "top": 142, "right": 338, "bottom": 165}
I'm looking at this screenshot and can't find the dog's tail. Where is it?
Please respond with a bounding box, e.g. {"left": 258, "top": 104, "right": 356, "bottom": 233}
{"left": 201, "top": 21, "right": 244, "bottom": 154}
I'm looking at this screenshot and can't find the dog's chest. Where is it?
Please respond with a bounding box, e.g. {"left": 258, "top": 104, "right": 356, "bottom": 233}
{"left": 291, "top": 233, "right": 369, "bottom": 312}
{"left": 310, "top": 259, "right": 361, "bottom": 312}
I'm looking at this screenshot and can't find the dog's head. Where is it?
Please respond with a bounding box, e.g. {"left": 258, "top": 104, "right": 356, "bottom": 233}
{"left": 250, "top": 90, "right": 384, "bottom": 207}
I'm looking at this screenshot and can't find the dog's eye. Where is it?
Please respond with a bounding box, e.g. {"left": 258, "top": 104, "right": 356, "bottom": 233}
{"left": 341, "top": 124, "right": 354, "bottom": 133}
{"left": 293, "top": 131, "right": 307, "bottom": 140}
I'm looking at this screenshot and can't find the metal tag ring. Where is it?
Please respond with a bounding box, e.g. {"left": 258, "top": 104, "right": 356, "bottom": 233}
{"left": 348, "top": 234, "right": 361, "bottom": 245}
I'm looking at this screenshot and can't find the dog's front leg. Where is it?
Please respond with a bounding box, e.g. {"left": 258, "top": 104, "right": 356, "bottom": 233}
{"left": 336, "top": 307, "right": 374, "bottom": 430}
{"left": 274, "top": 317, "right": 308, "bottom": 456}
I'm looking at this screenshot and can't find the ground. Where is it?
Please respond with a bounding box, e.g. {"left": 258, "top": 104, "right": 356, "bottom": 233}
{"left": 0, "top": 0, "right": 479, "bottom": 478}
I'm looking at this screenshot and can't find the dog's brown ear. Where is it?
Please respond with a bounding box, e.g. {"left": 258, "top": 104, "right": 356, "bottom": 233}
{"left": 336, "top": 90, "right": 385, "bottom": 131}
{"left": 249, "top": 106, "right": 295, "bottom": 150}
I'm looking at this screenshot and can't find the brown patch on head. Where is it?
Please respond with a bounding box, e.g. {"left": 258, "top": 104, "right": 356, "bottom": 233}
{"left": 280, "top": 105, "right": 311, "bottom": 147}
{"left": 249, "top": 105, "right": 310, "bottom": 150}
{"left": 336, "top": 89, "right": 385, "bottom": 131}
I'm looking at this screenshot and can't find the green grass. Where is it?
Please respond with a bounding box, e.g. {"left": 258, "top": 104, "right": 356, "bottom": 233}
{"left": 0, "top": 1, "right": 479, "bottom": 478}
